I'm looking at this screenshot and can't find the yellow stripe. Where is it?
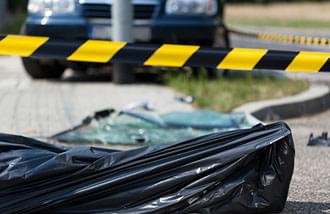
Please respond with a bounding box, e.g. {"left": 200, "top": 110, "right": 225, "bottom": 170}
{"left": 218, "top": 48, "right": 268, "bottom": 70}
{"left": 306, "top": 37, "right": 313, "bottom": 45}
{"left": 270, "top": 34, "right": 276, "bottom": 41}
{"left": 286, "top": 51, "right": 330, "bottom": 72}
{"left": 0, "top": 35, "right": 48, "bottom": 57}
{"left": 313, "top": 37, "right": 320, "bottom": 45}
{"left": 284, "top": 35, "right": 288, "bottom": 43}
{"left": 260, "top": 33, "right": 264, "bottom": 39}
{"left": 144, "top": 44, "right": 199, "bottom": 67}
{"left": 300, "top": 37, "right": 306, "bottom": 45}
{"left": 68, "top": 40, "right": 126, "bottom": 63}
{"left": 320, "top": 38, "right": 327, "bottom": 46}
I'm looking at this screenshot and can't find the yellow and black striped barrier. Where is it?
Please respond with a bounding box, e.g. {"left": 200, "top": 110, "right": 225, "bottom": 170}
{"left": 228, "top": 27, "right": 330, "bottom": 47}
{"left": 1, "top": 34, "right": 330, "bottom": 72}
{"left": 258, "top": 33, "right": 330, "bottom": 46}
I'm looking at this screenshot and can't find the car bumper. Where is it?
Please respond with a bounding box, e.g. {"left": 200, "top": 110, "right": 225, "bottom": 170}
{"left": 151, "top": 17, "right": 223, "bottom": 44}
{"left": 25, "top": 16, "right": 224, "bottom": 43}
{"left": 25, "top": 17, "right": 88, "bottom": 39}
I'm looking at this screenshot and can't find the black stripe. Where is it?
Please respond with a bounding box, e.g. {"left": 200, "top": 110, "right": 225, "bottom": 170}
{"left": 111, "top": 43, "right": 161, "bottom": 64}
{"left": 31, "top": 38, "right": 86, "bottom": 59}
{"left": 185, "top": 47, "right": 231, "bottom": 68}
{"left": 255, "top": 50, "right": 298, "bottom": 70}
{"left": 320, "top": 59, "right": 330, "bottom": 72}
{"left": 0, "top": 35, "right": 5, "bottom": 41}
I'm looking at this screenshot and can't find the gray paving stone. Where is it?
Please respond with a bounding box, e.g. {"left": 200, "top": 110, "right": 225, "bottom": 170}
{"left": 0, "top": 56, "right": 193, "bottom": 137}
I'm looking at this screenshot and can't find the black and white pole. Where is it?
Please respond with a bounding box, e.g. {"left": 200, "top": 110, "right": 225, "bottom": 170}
{"left": 112, "top": 0, "right": 135, "bottom": 84}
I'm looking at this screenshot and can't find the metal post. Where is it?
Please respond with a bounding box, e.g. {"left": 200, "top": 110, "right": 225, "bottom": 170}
{"left": 112, "top": 0, "right": 135, "bottom": 84}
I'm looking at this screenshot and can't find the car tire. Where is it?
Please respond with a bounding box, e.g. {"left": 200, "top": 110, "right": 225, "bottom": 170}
{"left": 215, "top": 26, "right": 231, "bottom": 77}
{"left": 112, "top": 64, "right": 135, "bottom": 84}
{"left": 22, "top": 58, "right": 66, "bottom": 79}
{"left": 20, "top": 25, "right": 66, "bottom": 79}
{"left": 189, "top": 30, "right": 230, "bottom": 80}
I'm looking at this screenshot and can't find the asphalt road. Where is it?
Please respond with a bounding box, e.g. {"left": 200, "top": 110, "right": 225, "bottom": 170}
{"left": 284, "top": 110, "right": 330, "bottom": 213}
{"left": 0, "top": 32, "right": 329, "bottom": 213}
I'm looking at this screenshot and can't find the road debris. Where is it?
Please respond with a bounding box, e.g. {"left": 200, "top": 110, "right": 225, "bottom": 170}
{"left": 175, "top": 96, "right": 195, "bottom": 104}
{"left": 308, "top": 132, "right": 330, "bottom": 147}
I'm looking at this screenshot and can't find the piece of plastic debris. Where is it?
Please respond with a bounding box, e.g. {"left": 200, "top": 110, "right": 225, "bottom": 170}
{"left": 123, "top": 100, "right": 155, "bottom": 111}
{"left": 175, "top": 96, "right": 195, "bottom": 104}
{"left": 308, "top": 132, "right": 330, "bottom": 147}
{"left": 0, "top": 122, "right": 294, "bottom": 213}
{"left": 52, "top": 109, "right": 261, "bottom": 146}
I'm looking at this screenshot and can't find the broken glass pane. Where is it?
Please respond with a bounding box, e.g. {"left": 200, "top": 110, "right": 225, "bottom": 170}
{"left": 52, "top": 110, "right": 261, "bottom": 146}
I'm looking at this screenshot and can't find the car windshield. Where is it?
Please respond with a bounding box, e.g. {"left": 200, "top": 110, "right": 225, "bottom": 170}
{"left": 52, "top": 110, "right": 261, "bottom": 146}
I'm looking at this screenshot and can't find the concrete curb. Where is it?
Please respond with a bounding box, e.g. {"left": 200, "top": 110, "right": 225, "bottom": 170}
{"left": 233, "top": 84, "right": 330, "bottom": 121}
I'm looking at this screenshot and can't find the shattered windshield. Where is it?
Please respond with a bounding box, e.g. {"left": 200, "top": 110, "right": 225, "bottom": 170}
{"left": 52, "top": 110, "right": 261, "bottom": 146}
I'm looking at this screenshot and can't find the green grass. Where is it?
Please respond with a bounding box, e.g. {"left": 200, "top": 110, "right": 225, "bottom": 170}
{"left": 166, "top": 71, "right": 309, "bottom": 112}
{"left": 1, "top": 13, "right": 26, "bottom": 34}
{"left": 227, "top": 17, "right": 330, "bottom": 29}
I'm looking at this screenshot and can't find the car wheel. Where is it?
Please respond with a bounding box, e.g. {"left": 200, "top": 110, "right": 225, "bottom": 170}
{"left": 215, "top": 26, "right": 231, "bottom": 77}
{"left": 22, "top": 58, "right": 66, "bottom": 79}
{"left": 112, "top": 64, "right": 135, "bottom": 84}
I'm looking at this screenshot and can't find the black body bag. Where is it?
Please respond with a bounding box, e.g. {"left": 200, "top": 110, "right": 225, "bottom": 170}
{"left": 0, "top": 122, "right": 294, "bottom": 214}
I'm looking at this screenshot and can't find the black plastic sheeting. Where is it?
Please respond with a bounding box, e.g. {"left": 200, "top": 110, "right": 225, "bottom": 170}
{"left": 0, "top": 122, "right": 295, "bottom": 214}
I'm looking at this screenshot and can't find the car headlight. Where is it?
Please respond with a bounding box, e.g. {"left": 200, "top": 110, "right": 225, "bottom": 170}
{"left": 28, "top": 0, "right": 76, "bottom": 14}
{"left": 165, "top": 0, "right": 218, "bottom": 16}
